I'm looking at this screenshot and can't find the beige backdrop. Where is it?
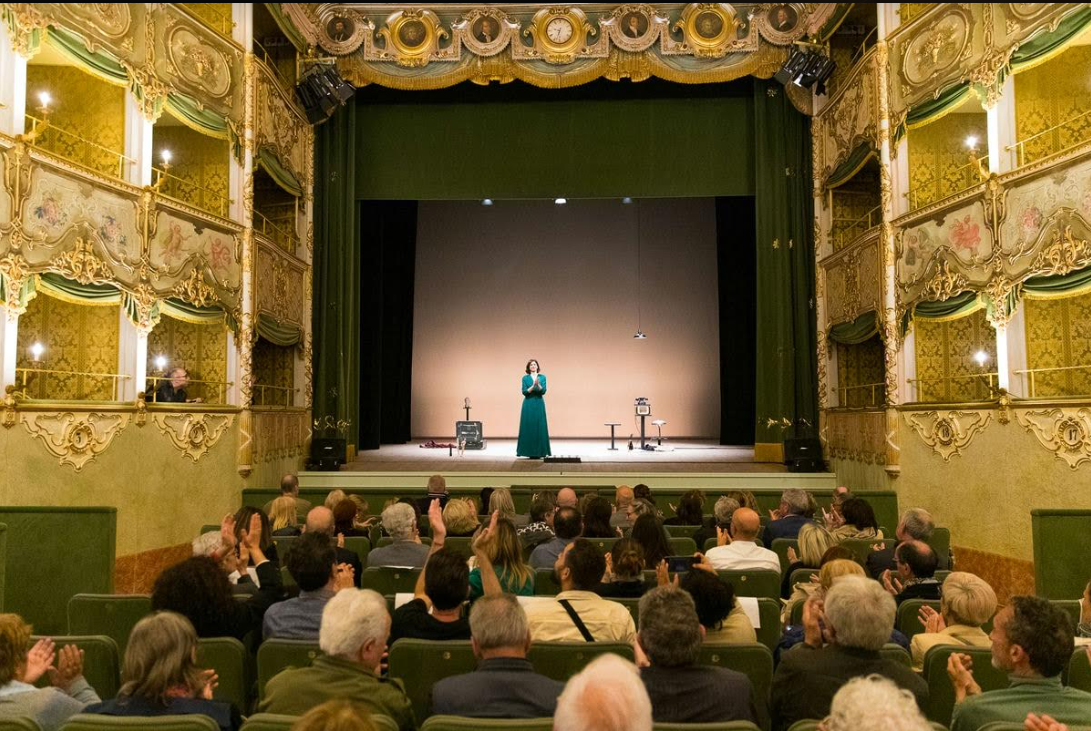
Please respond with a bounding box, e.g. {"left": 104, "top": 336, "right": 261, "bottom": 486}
{"left": 412, "top": 198, "right": 721, "bottom": 438}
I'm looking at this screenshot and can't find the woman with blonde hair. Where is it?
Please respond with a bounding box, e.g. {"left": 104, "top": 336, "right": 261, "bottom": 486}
{"left": 442, "top": 498, "right": 480, "bottom": 537}
{"left": 781, "top": 522, "right": 840, "bottom": 598}
{"left": 781, "top": 554, "right": 862, "bottom": 623}
{"left": 909, "top": 571, "right": 996, "bottom": 670}
{"left": 469, "top": 518, "right": 534, "bottom": 598}
{"left": 291, "top": 700, "right": 377, "bottom": 731}
{"left": 84, "top": 611, "right": 239, "bottom": 730}
{"left": 269, "top": 496, "right": 300, "bottom": 536}
{"left": 0, "top": 614, "right": 99, "bottom": 730}
{"left": 488, "top": 487, "right": 527, "bottom": 527}
{"left": 325, "top": 489, "right": 347, "bottom": 511}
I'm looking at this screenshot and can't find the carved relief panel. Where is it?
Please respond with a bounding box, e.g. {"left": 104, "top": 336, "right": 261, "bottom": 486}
{"left": 824, "top": 231, "right": 883, "bottom": 328}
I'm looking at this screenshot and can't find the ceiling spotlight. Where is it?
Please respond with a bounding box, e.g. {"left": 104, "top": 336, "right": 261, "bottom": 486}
{"left": 633, "top": 330, "right": 647, "bottom": 340}
{"left": 622, "top": 197, "right": 633, "bottom": 204}
{"left": 554, "top": 197, "right": 567, "bottom": 205}
{"left": 964, "top": 135, "right": 978, "bottom": 150}
{"left": 481, "top": 198, "right": 493, "bottom": 206}
{"left": 973, "top": 350, "right": 989, "bottom": 367}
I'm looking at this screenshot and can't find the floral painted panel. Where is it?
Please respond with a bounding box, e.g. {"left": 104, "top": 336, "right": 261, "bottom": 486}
{"left": 1000, "top": 155, "right": 1091, "bottom": 262}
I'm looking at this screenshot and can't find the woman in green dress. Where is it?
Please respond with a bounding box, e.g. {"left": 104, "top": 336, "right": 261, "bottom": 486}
{"left": 517, "top": 359, "right": 551, "bottom": 458}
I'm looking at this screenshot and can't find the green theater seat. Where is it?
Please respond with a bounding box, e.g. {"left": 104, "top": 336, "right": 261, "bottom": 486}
{"left": 238, "top": 715, "right": 294, "bottom": 731}
{"left": 60, "top": 716, "right": 219, "bottom": 731}
{"left": 840, "top": 538, "right": 887, "bottom": 564}
{"left": 376, "top": 536, "right": 432, "bottom": 548}
{"left": 1067, "top": 646, "right": 1091, "bottom": 692}
{"left": 67, "top": 594, "right": 151, "bottom": 658}
{"left": 879, "top": 642, "right": 912, "bottom": 667}
{"left": 0, "top": 719, "right": 42, "bottom": 731}
{"left": 256, "top": 639, "right": 322, "bottom": 701}
{"left": 526, "top": 641, "right": 635, "bottom": 682}
{"left": 697, "top": 642, "right": 772, "bottom": 730}
{"left": 359, "top": 567, "right": 422, "bottom": 595}
{"left": 896, "top": 599, "right": 941, "bottom": 641}
{"left": 532, "top": 568, "right": 561, "bottom": 595}
{"left": 922, "top": 645, "right": 1009, "bottom": 725}
{"left": 770, "top": 539, "right": 798, "bottom": 574}
{"left": 421, "top": 718, "right": 552, "bottom": 731}
{"left": 718, "top": 570, "right": 781, "bottom": 601}
{"left": 32, "top": 635, "right": 119, "bottom": 700}
{"left": 388, "top": 639, "right": 477, "bottom": 722}
{"left": 196, "top": 637, "right": 252, "bottom": 715}
{"left": 788, "top": 723, "right": 948, "bottom": 731}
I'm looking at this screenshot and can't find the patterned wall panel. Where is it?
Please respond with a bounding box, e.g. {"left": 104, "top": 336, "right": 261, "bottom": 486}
{"left": 16, "top": 291, "right": 120, "bottom": 400}
{"left": 146, "top": 315, "right": 228, "bottom": 403}
{"left": 24, "top": 66, "right": 126, "bottom": 179}
{"left": 152, "top": 126, "right": 231, "bottom": 215}
{"left": 824, "top": 230, "right": 882, "bottom": 328}
{"left": 255, "top": 61, "right": 310, "bottom": 192}
{"left": 831, "top": 179, "right": 880, "bottom": 252}
{"left": 914, "top": 308, "right": 997, "bottom": 403}
{"left": 836, "top": 336, "right": 886, "bottom": 408}
{"left": 1013, "top": 46, "right": 1091, "bottom": 166}
{"left": 814, "top": 46, "right": 879, "bottom": 188}
{"left": 252, "top": 337, "right": 296, "bottom": 408}
{"left": 179, "top": 3, "right": 233, "bottom": 38}
{"left": 253, "top": 410, "right": 308, "bottom": 464}
{"left": 254, "top": 239, "right": 306, "bottom": 329}
{"left": 825, "top": 408, "right": 887, "bottom": 464}
{"left": 899, "top": 4, "right": 935, "bottom": 25}
{"left": 906, "top": 110, "right": 987, "bottom": 210}
{"left": 1024, "top": 292, "right": 1091, "bottom": 398}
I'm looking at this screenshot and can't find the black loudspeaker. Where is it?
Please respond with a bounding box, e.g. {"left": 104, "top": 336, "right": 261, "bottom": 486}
{"left": 309, "top": 437, "right": 346, "bottom": 471}
{"left": 455, "top": 421, "right": 485, "bottom": 450}
{"left": 784, "top": 437, "right": 824, "bottom": 472}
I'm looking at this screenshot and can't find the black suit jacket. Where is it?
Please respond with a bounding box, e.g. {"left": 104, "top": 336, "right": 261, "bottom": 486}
{"left": 431, "top": 657, "right": 563, "bottom": 718}
{"left": 641, "top": 665, "right": 757, "bottom": 724}
{"left": 771, "top": 644, "right": 928, "bottom": 731}
{"left": 336, "top": 545, "right": 362, "bottom": 587}
{"left": 866, "top": 543, "right": 897, "bottom": 579}
{"left": 895, "top": 579, "right": 942, "bottom": 604}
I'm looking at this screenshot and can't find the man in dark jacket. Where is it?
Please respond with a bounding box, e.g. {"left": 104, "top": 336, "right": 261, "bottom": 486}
{"left": 761, "top": 489, "right": 814, "bottom": 546}
{"left": 431, "top": 594, "right": 563, "bottom": 718}
{"left": 771, "top": 575, "right": 928, "bottom": 731}
{"left": 882, "top": 540, "right": 941, "bottom": 604}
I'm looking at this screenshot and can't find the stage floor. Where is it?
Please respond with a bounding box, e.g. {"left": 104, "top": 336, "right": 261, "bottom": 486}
{"left": 342, "top": 439, "right": 785, "bottom": 473}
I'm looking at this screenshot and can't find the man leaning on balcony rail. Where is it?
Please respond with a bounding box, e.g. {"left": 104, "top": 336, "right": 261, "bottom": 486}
{"left": 154, "top": 367, "right": 203, "bottom": 404}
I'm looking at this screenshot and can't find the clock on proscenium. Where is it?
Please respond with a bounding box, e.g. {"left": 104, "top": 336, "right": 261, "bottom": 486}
{"left": 527, "top": 7, "right": 594, "bottom": 64}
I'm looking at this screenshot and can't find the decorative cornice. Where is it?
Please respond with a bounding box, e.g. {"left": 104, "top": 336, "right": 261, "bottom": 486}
{"left": 20, "top": 411, "right": 131, "bottom": 471}
{"left": 904, "top": 409, "right": 991, "bottom": 462}
{"left": 1016, "top": 407, "right": 1091, "bottom": 470}
{"left": 152, "top": 412, "right": 234, "bottom": 462}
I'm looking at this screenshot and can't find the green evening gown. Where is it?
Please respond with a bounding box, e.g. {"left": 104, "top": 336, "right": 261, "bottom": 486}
{"left": 516, "top": 373, "right": 552, "bottom": 458}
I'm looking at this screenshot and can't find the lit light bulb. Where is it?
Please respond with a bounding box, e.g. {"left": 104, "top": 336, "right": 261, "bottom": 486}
{"left": 37, "top": 91, "right": 51, "bottom": 110}
{"left": 964, "top": 135, "right": 978, "bottom": 150}
{"left": 481, "top": 198, "right": 493, "bottom": 206}
{"left": 154, "top": 355, "right": 167, "bottom": 371}
{"left": 554, "top": 197, "right": 567, "bottom": 205}
{"left": 160, "top": 149, "right": 172, "bottom": 165}
{"left": 622, "top": 197, "right": 633, "bottom": 204}
{"left": 973, "top": 350, "right": 989, "bottom": 367}
{"left": 30, "top": 342, "right": 44, "bottom": 360}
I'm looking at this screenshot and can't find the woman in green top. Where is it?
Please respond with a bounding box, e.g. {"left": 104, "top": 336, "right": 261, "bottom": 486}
{"left": 469, "top": 518, "right": 535, "bottom": 599}
{"left": 517, "top": 359, "right": 551, "bottom": 458}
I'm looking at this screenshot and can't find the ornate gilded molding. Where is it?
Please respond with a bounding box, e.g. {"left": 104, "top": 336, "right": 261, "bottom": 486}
{"left": 20, "top": 411, "right": 131, "bottom": 471}
{"left": 903, "top": 409, "right": 992, "bottom": 462}
{"left": 920, "top": 259, "right": 970, "bottom": 302}
{"left": 825, "top": 408, "right": 887, "bottom": 464}
{"left": 1016, "top": 407, "right": 1091, "bottom": 470}
{"left": 152, "top": 412, "right": 234, "bottom": 462}
{"left": 48, "top": 236, "right": 112, "bottom": 285}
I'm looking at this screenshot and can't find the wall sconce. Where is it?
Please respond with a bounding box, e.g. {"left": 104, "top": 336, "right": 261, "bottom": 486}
{"left": 964, "top": 135, "right": 989, "bottom": 181}
{"left": 973, "top": 350, "right": 989, "bottom": 368}
{"left": 153, "top": 354, "right": 167, "bottom": 373}
{"left": 28, "top": 341, "right": 45, "bottom": 365}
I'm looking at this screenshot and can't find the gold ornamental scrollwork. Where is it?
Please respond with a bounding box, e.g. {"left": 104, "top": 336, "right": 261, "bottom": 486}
{"left": 49, "top": 236, "right": 112, "bottom": 286}
{"left": 904, "top": 409, "right": 992, "bottom": 462}
{"left": 1028, "top": 222, "right": 1091, "bottom": 277}
{"left": 521, "top": 7, "right": 601, "bottom": 65}
{"left": 153, "top": 412, "right": 234, "bottom": 462}
{"left": 1016, "top": 408, "right": 1091, "bottom": 470}
{"left": 377, "top": 9, "right": 451, "bottom": 68}
{"left": 671, "top": 3, "right": 743, "bottom": 59}
{"left": 921, "top": 259, "right": 970, "bottom": 302}
{"left": 454, "top": 7, "right": 519, "bottom": 58}
{"left": 173, "top": 267, "right": 218, "bottom": 308}
{"left": 21, "top": 411, "right": 131, "bottom": 471}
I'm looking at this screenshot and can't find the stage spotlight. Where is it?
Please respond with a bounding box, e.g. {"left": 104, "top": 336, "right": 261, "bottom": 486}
{"left": 482, "top": 198, "right": 493, "bottom": 206}
{"left": 622, "top": 197, "right": 633, "bottom": 204}
{"left": 774, "top": 48, "right": 809, "bottom": 85}
{"left": 296, "top": 62, "right": 355, "bottom": 124}
{"left": 554, "top": 197, "right": 567, "bottom": 205}
{"left": 775, "top": 45, "right": 836, "bottom": 95}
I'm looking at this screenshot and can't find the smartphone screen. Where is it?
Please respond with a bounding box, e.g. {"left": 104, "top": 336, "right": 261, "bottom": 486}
{"left": 666, "top": 555, "right": 699, "bottom": 573}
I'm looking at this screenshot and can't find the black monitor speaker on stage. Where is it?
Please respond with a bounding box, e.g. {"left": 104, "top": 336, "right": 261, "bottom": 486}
{"left": 783, "top": 418, "right": 824, "bottom": 472}
{"left": 309, "top": 437, "right": 346, "bottom": 471}
{"left": 455, "top": 420, "right": 485, "bottom": 450}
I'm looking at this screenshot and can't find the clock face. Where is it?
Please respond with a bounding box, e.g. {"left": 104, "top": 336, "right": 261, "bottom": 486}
{"left": 546, "top": 17, "right": 574, "bottom": 44}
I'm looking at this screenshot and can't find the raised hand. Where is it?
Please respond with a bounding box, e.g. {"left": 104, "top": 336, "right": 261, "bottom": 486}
{"left": 22, "top": 638, "right": 55, "bottom": 684}
{"left": 716, "top": 526, "right": 731, "bottom": 547}
{"left": 767, "top": 508, "right": 781, "bottom": 521}
{"left": 334, "top": 562, "right": 355, "bottom": 591}
{"left": 947, "top": 652, "right": 981, "bottom": 702}
{"left": 220, "top": 513, "right": 237, "bottom": 550}
{"left": 787, "top": 546, "right": 799, "bottom": 564}
{"left": 603, "top": 552, "right": 614, "bottom": 581}
{"left": 337, "top": 532, "right": 345, "bottom": 548}
{"left": 880, "top": 569, "right": 903, "bottom": 596}
{"left": 1025, "top": 714, "right": 1070, "bottom": 731}
{"left": 48, "top": 645, "right": 84, "bottom": 691}
{"left": 473, "top": 510, "right": 499, "bottom": 553}
{"left": 692, "top": 552, "right": 716, "bottom": 575}
{"left": 919, "top": 604, "right": 946, "bottom": 634}
{"left": 199, "top": 669, "right": 219, "bottom": 700}
{"left": 802, "top": 597, "right": 825, "bottom": 648}
{"left": 242, "top": 512, "right": 262, "bottom": 550}
{"left": 655, "top": 560, "right": 679, "bottom": 588}
{"left": 428, "top": 498, "right": 446, "bottom": 543}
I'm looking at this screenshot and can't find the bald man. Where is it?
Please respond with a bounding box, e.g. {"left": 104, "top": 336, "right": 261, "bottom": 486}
{"left": 611, "top": 485, "right": 635, "bottom": 530}
{"left": 704, "top": 507, "right": 780, "bottom": 572}
{"left": 556, "top": 488, "right": 578, "bottom": 509}
{"left": 305, "top": 507, "right": 362, "bottom": 586}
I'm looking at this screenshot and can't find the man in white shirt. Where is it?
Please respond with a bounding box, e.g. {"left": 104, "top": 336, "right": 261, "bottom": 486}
{"left": 705, "top": 507, "right": 780, "bottom": 573}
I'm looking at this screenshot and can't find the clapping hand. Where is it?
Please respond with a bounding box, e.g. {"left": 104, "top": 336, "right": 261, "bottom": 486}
{"left": 241, "top": 512, "right": 262, "bottom": 550}
{"left": 692, "top": 552, "right": 716, "bottom": 575}
{"left": 802, "top": 597, "right": 826, "bottom": 648}
{"left": 880, "top": 569, "right": 903, "bottom": 596}
{"left": 768, "top": 508, "right": 782, "bottom": 521}
{"left": 919, "top": 604, "right": 946, "bottom": 634}
{"left": 655, "top": 560, "right": 679, "bottom": 588}
{"left": 821, "top": 506, "right": 844, "bottom": 529}
{"left": 48, "top": 645, "right": 85, "bottom": 691}
{"left": 22, "top": 638, "right": 55, "bottom": 684}
{"left": 219, "top": 513, "right": 237, "bottom": 551}
{"left": 199, "top": 669, "right": 219, "bottom": 700}
{"left": 337, "top": 532, "right": 345, "bottom": 549}
{"left": 334, "top": 562, "right": 355, "bottom": 591}
{"left": 787, "top": 546, "right": 800, "bottom": 564}
{"left": 428, "top": 498, "right": 447, "bottom": 544}
{"left": 1025, "top": 714, "right": 1070, "bottom": 731}
{"left": 716, "top": 526, "right": 731, "bottom": 547}
{"left": 946, "top": 652, "right": 981, "bottom": 702}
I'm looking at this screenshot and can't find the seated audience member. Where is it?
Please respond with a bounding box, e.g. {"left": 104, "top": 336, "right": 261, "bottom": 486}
{"left": 762, "top": 489, "right": 816, "bottom": 546}
{"left": 611, "top": 485, "right": 635, "bottom": 530}
{"left": 597, "top": 538, "right": 653, "bottom": 598}
{"left": 910, "top": 571, "right": 996, "bottom": 670}
{"left": 781, "top": 522, "right": 840, "bottom": 597}
{"left": 664, "top": 490, "right": 705, "bottom": 527}
{"left": 631, "top": 513, "right": 672, "bottom": 569}
{"left": 416, "top": 474, "right": 449, "bottom": 515}
{"left": 0, "top": 616, "right": 99, "bottom": 731}
{"left": 85, "top": 612, "right": 238, "bottom": 730}
{"left": 529, "top": 506, "right": 581, "bottom": 569}
{"left": 291, "top": 700, "right": 381, "bottom": 731}
{"left": 307, "top": 507, "right": 363, "bottom": 585}
{"left": 264, "top": 532, "right": 354, "bottom": 640}
{"left": 771, "top": 575, "right": 928, "bottom": 731}
{"left": 706, "top": 507, "right": 780, "bottom": 572}
{"left": 636, "top": 587, "right": 757, "bottom": 724}
{"left": 263, "top": 473, "right": 312, "bottom": 519}
{"left": 524, "top": 540, "right": 636, "bottom": 643}
{"left": 783, "top": 545, "right": 855, "bottom": 611}
{"left": 553, "top": 654, "right": 653, "bottom": 731}
{"left": 488, "top": 487, "right": 527, "bottom": 527}
{"left": 334, "top": 499, "right": 367, "bottom": 538}
{"left": 867, "top": 508, "right": 935, "bottom": 578}
{"left": 692, "top": 496, "right": 739, "bottom": 550}
{"left": 471, "top": 517, "right": 534, "bottom": 597}
{"left": 366, "top": 503, "right": 429, "bottom": 568}
{"left": 518, "top": 494, "right": 556, "bottom": 550}
{"left": 726, "top": 490, "right": 758, "bottom": 511}
{"left": 632, "top": 484, "right": 653, "bottom": 505}
{"left": 949, "top": 596, "right": 1091, "bottom": 731}
{"left": 233, "top": 506, "right": 278, "bottom": 564}
{"left": 153, "top": 513, "right": 282, "bottom": 639}
{"left": 830, "top": 497, "right": 884, "bottom": 540}
{"left": 442, "top": 498, "right": 479, "bottom": 538}
{"left": 269, "top": 496, "right": 301, "bottom": 537}
{"left": 478, "top": 487, "right": 494, "bottom": 515}
{"left": 155, "top": 367, "right": 200, "bottom": 404}
{"left": 260, "top": 589, "right": 415, "bottom": 730}
{"left": 432, "top": 594, "right": 564, "bottom": 718}
{"left": 626, "top": 498, "right": 657, "bottom": 525}
{"left": 679, "top": 558, "right": 757, "bottom": 644}
{"left": 325, "top": 489, "right": 347, "bottom": 511}
{"left": 824, "top": 674, "right": 932, "bottom": 731}
{"left": 581, "top": 496, "right": 616, "bottom": 538}
{"left": 348, "top": 495, "right": 375, "bottom": 532}
{"left": 556, "top": 487, "right": 579, "bottom": 509}
{"left": 882, "top": 540, "right": 941, "bottom": 604}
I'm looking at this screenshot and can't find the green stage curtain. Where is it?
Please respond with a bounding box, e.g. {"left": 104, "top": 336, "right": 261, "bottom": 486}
{"left": 256, "top": 311, "right": 302, "bottom": 346}
{"left": 45, "top": 27, "right": 128, "bottom": 85}
{"left": 160, "top": 298, "right": 235, "bottom": 331}
{"left": 313, "top": 102, "right": 361, "bottom": 447}
{"left": 264, "top": 2, "right": 308, "bottom": 52}
{"left": 753, "top": 79, "right": 817, "bottom": 444}
{"left": 829, "top": 310, "right": 879, "bottom": 345}
{"left": 164, "top": 93, "right": 242, "bottom": 161}
{"left": 825, "top": 142, "right": 876, "bottom": 190}
{"left": 257, "top": 146, "right": 303, "bottom": 197}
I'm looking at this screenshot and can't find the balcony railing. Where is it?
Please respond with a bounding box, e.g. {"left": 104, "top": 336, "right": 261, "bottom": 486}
{"left": 254, "top": 210, "right": 299, "bottom": 253}
{"left": 907, "top": 371, "right": 998, "bottom": 403}
{"left": 1007, "top": 108, "right": 1091, "bottom": 167}
{"left": 254, "top": 38, "right": 296, "bottom": 89}
{"left": 253, "top": 384, "right": 299, "bottom": 408}
{"left": 1014, "top": 364, "right": 1091, "bottom": 398}
{"left": 831, "top": 205, "right": 881, "bottom": 249}
{"left": 180, "top": 3, "right": 235, "bottom": 38}
{"left": 836, "top": 381, "right": 886, "bottom": 408}
{"left": 24, "top": 114, "right": 135, "bottom": 181}
{"left": 153, "top": 166, "right": 233, "bottom": 219}
{"left": 906, "top": 153, "right": 989, "bottom": 211}
{"left": 15, "top": 367, "right": 130, "bottom": 401}
{"left": 147, "top": 375, "right": 234, "bottom": 405}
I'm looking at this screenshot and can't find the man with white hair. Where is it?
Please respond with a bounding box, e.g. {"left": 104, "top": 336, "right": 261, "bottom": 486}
{"left": 867, "top": 507, "right": 940, "bottom": 578}
{"left": 770, "top": 575, "right": 928, "bottom": 730}
{"left": 761, "top": 488, "right": 815, "bottom": 545}
{"left": 554, "top": 653, "right": 652, "bottom": 731}
{"left": 259, "top": 588, "right": 415, "bottom": 730}
{"left": 367, "top": 502, "right": 429, "bottom": 568}
{"left": 823, "top": 675, "right": 932, "bottom": 731}
{"left": 431, "top": 594, "right": 563, "bottom": 718}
